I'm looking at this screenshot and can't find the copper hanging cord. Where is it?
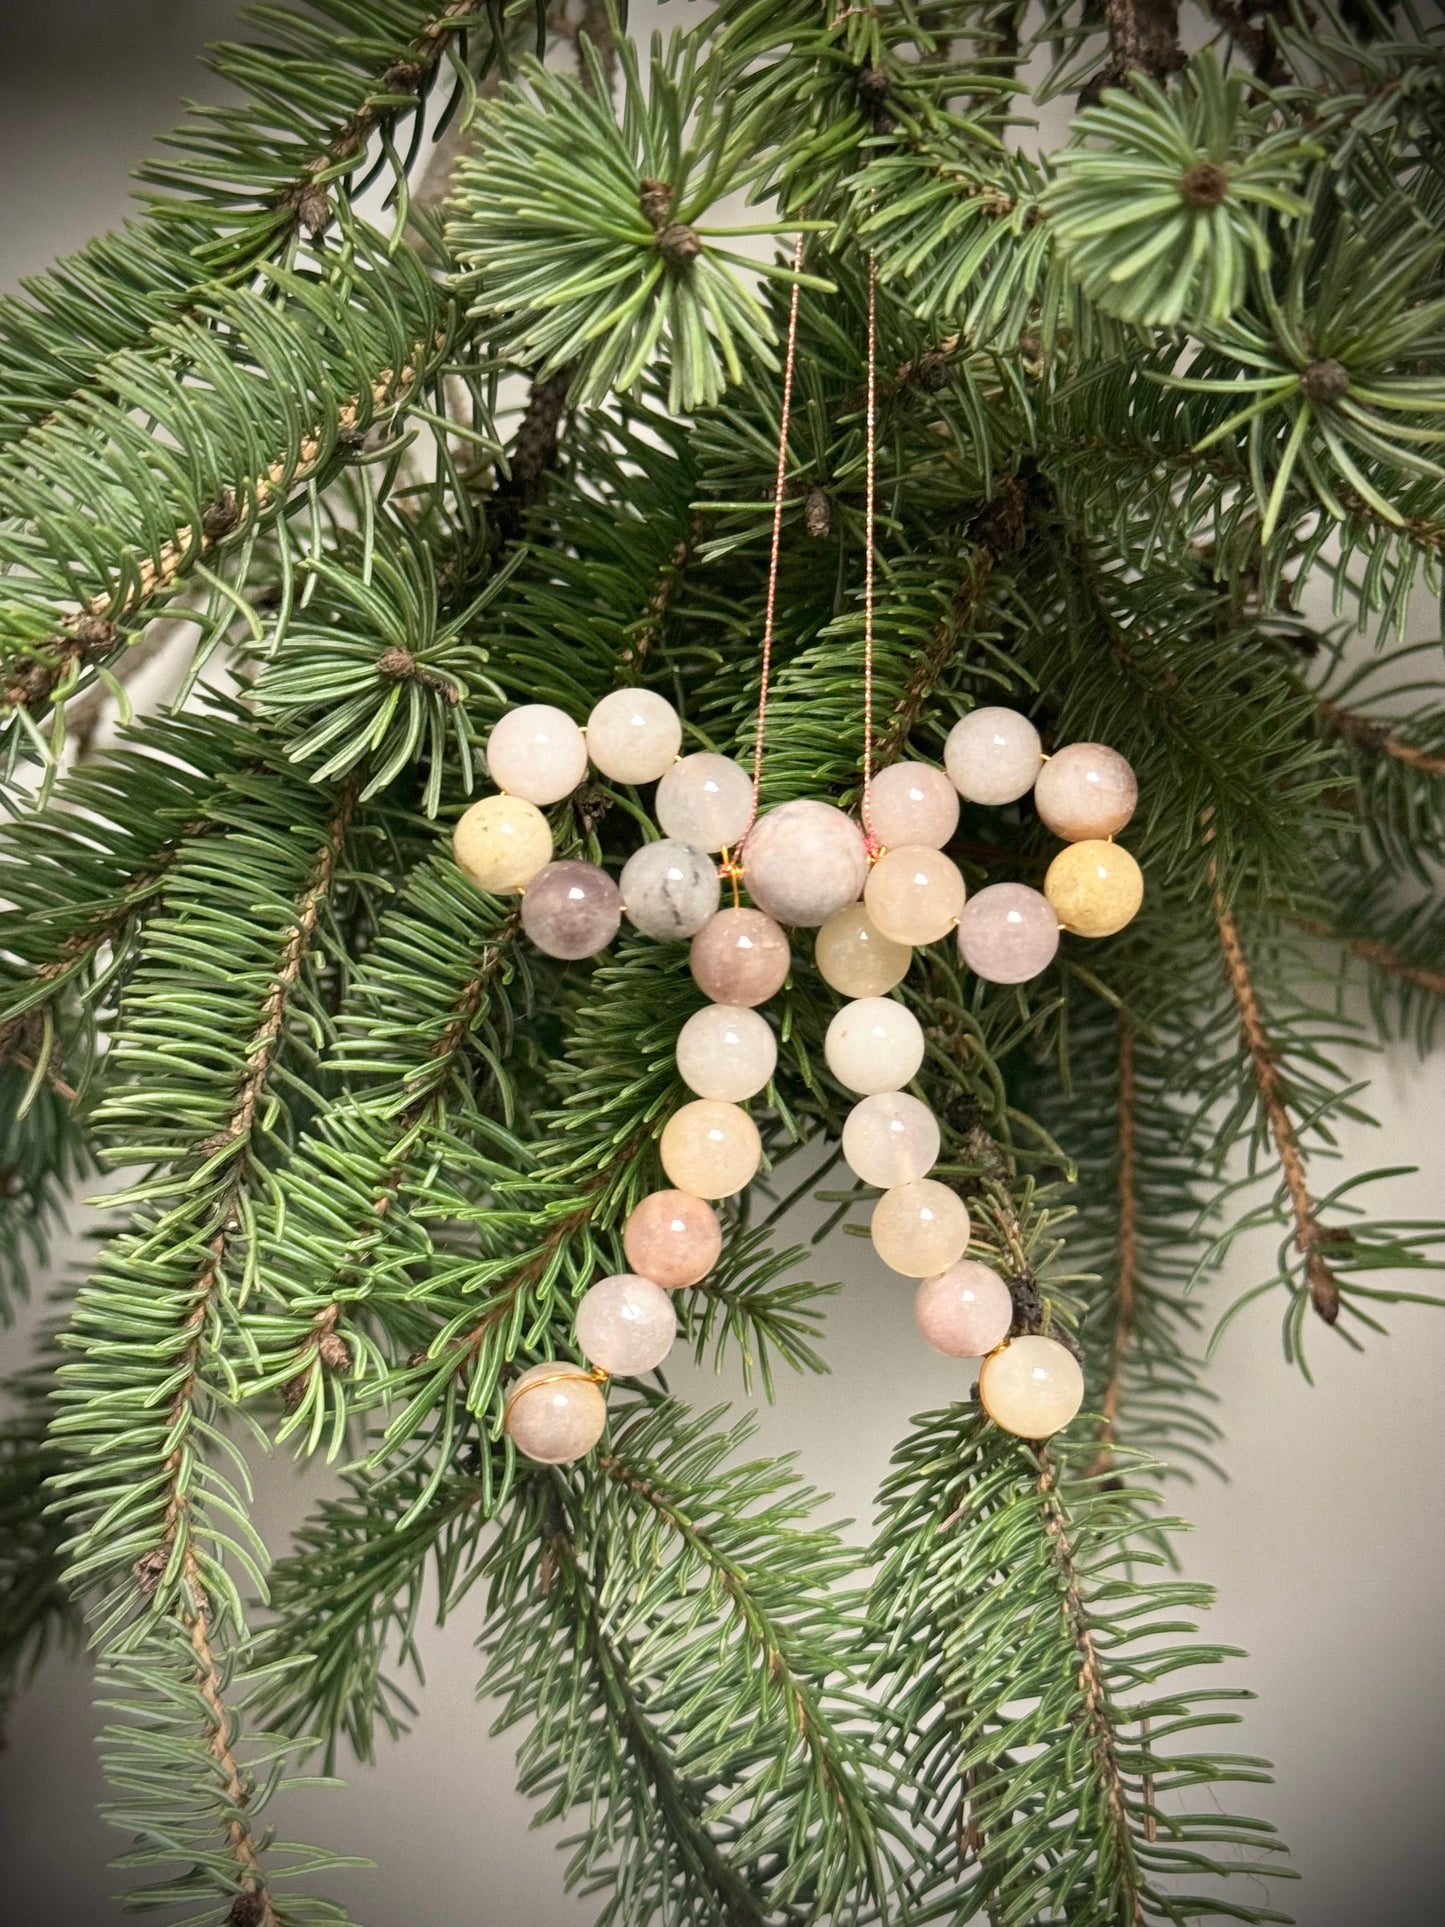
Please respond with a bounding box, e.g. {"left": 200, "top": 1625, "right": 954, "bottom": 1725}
{"left": 861, "top": 248, "right": 879, "bottom": 856}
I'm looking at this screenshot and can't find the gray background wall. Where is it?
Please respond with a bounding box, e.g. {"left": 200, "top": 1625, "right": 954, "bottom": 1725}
{"left": 1, "top": 5, "right": 1442, "bottom": 1924}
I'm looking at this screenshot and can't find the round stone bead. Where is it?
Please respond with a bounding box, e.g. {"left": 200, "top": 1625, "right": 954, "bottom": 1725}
{"left": 824, "top": 997, "right": 925, "bottom": 1095}
{"left": 944, "top": 707, "right": 1043, "bottom": 805}
{"left": 868, "top": 762, "right": 960, "bottom": 851}
{"left": 813, "top": 904, "right": 912, "bottom": 998}
{"left": 956, "top": 883, "right": 1060, "bottom": 984}
{"left": 914, "top": 1259, "right": 1014, "bottom": 1358}
{"left": 485, "top": 704, "right": 588, "bottom": 806}
{"left": 1044, "top": 841, "right": 1143, "bottom": 939}
{"left": 656, "top": 753, "right": 754, "bottom": 853}
{"left": 574, "top": 1273, "right": 677, "bottom": 1376}
{"left": 620, "top": 839, "right": 719, "bottom": 941}
{"left": 689, "top": 908, "right": 790, "bottom": 1007}
{"left": 676, "top": 1003, "right": 777, "bottom": 1102}
{"left": 842, "top": 1091, "right": 940, "bottom": 1189}
{"left": 521, "top": 859, "right": 622, "bottom": 959}
{"left": 505, "top": 1362, "right": 607, "bottom": 1464}
{"left": 864, "top": 846, "right": 966, "bottom": 946}
{"left": 659, "top": 1100, "right": 763, "bottom": 1199}
{"left": 978, "top": 1334, "right": 1085, "bottom": 1439}
{"left": 585, "top": 688, "right": 683, "bottom": 785}
{"left": 1034, "top": 742, "right": 1138, "bottom": 842}
{"left": 870, "top": 1179, "right": 971, "bottom": 1277}
{"left": 452, "top": 794, "right": 553, "bottom": 895}
{"left": 623, "top": 1188, "right": 723, "bottom": 1289}
{"left": 741, "top": 800, "right": 868, "bottom": 928}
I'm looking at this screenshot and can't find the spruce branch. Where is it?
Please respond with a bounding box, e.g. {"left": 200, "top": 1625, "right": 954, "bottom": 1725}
{"left": 1101, "top": 0, "right": 1186, "bottom": 86}
{"left": 1088, "top": 1014, "right": 1141, "bottom": 1477}
{"left": 1317, "top": 696, "right": 1445, "bottom": 777}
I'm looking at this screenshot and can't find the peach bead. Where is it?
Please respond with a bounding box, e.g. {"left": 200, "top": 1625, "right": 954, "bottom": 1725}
{"left": 864, "top": 845, "right": 966, "bottom": 946}
{"left": 1034, "top": 743, "right": 1137, "bottom": 842}
{"left": 956, "top": 883, "right": 1059, "bottom": 984}
{"left": 870, "top": 1179, "right": 971, "bottom": 1276}
{"left": 914, "top": 1260, "right": 1014, "bottom": 1358}
{"left": 585, "top": 689, "right": 682, "bottom": 785}
{"left": 689, "top": 909, "right": 791, "bottom": 1006}
{"left": 452, "top": 794, "right": 553, "bottom": 894}
{"left": 813, "top": 904, "right": 912, "bottom": 997}
{"left": 842, "top": 1091, "right": 940, "bottom": 1189}
{"left": 656, "top": 753, "right": 753, "bottom": 852}
{"left": 574, "top": 1273, "right": 677, "bottom": 1375}
{"left": 741, "top": 800, "right": 868, "bottom": 928}
{"left": 659, "top": 1100, "right": 762, "bottom": 1199}
{"left": 623, "top": 1189, "right": 723, "bottom": 1288}
{"left": 1044, "top": 841, "right": 1143, "bottom": 939}
{"left": 824, "top": 996, "right": 925, "bottom": 1095}
{"left": 978, "top": 1335, "right": 1085, "bottom": 1439}
{"left": 504, "top": 1362, "right": 606, "bottom": 1463}
{"left": 520, "top": 859, "right": 622, "bottom": 958}
{"left": 676, "top": 1003, "right": 776, "bottom": 1101}
{"left": 869, "top": 762, "right": 960, "bottom": 852}
{"left": 944, "top": 707, "right": 1042, "bottom": 805}
{"left": 485, "top": 704, "right": 589, "bottom": 805}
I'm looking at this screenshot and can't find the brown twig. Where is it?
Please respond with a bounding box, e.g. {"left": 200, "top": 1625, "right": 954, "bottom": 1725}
{"left": 1100, "top": 0, "right": 1186, "bottom": 85}
{"left": 619, "top": 513, "right": 708, "bottom": 674}
{"left": 1317, "top": 697, "right": 1445, "bottom": 778}
{"left": 1290, "top": 917, "right": 1445, "bottom": 1000}
{"left": 1087, "top": 1016, "right": 1139, "bottom": 1478}
{"left": 872, "top": 546, "right": 999, "bottom": 768}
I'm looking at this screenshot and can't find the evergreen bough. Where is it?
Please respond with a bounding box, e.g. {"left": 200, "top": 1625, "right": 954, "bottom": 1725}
{"left": 1, "top": 2, "right": 1442, "bottom": 1921}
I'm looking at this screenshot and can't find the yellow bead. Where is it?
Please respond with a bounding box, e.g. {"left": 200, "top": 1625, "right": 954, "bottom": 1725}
{"left": 453, "top": 794, "right": 553, "bottom": 894}
{"left": 978, "top": 1335, "right": 1084, "bottom": 1439}
{"left": 1043, "top": 840, "right": 1143, "bottom": 938}
{"left": 814, "top": 904, "right": 912, "bottom": 997}
{"left": 659, "top": 1100, "right": 763, "bottom": 1199}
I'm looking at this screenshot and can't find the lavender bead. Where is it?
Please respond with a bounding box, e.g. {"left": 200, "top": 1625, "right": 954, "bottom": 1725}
{"left": 521, "top": 860, "right": 622, "bottom": 959}
{"left": 956, "top": 883, "right": 1059, "bottom": 984}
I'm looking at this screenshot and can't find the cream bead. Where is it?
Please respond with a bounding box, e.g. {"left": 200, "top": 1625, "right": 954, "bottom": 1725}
{"left": 813, "top": 904, "right": 912, "bottom": 997}
{"left": 978, "top": 1334, "right": 1085, "bottom": 1439}
{"left": 864, "top": 846, "right": 966, "bottom": 946}
{"left": 485, "top": 704, "right": 589, "bottom": 805}
{"left": 656, "top": 753, "right": 754, "bottom": 852}
{"left": 623, "top": 1188, "right": 723, "bottom": 1288}
{"left": 1044, "top": 841, "right": 1143, "bottom": 938}
{"left": 520, "top": 859, "right": 622, "bottom": 958}
{"left": 1033, "top": 742, "right": 1137, "bottom": 842}
{"left": 741, "top": 800, "right": 868, "bottom": 928}
{"left": 842, "top": 1091, "right": 940, "bottom": 1189}
{"left": 585, "top": 688, "right": 683, "bottom": 785}
{"left": 504, "top": 1362, "right": 606, "bottom": 1464}
{"left": 659, "top": 1100, "right": 763, "bottom": 1199}
{"left": 689, "top": 908, "right": 790, "bottom": 1007}
{"left": 868, "top": 762, "right": 960, "bottom": 851}
{"left": 620, "top": 839, "right": 719, "bottom": 940}
{"left": 956, "top": 883, "right": 1060, "bottom": 984}
{"left": 676, "top": 1003, "right": 777, "bottom": 1102}
{"left": 870, "top": 1179, "right": 971, "bottom": 1277}
{"left": 914, "top": 1260, "right": 1014, "bottom": 1358}
{"left": 452, "top": 794, "right": 553, "bottom": 894}
{"left": 824, "top": 996, "right": 925, "bottom": 1095}
{"left": 574, "top": 1273, "right": 677, "bottom": 1375}
{"left": 944, "top": 707, "right": 1043, "bottom": 805}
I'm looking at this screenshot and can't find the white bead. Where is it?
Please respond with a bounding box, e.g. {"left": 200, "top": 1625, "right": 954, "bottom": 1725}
{"left": 842, "top": 1091, "right": 940, "bottom": 1188}
{"left": 956, "top": 883, "right": 1059, "bottom": 984}
{"left": 944, "top": 707, "right": 1043, "bottom": 805}
{"left": 620, "top": 840, "right": 719, "bottom": 940}
{"left": 863, "top": 846, "right": 966, "bottom": 946}
{"left": 485, "top": 704, "right": 589, "bottom": 805}
{"left": 675, "top": 1003, "right": 777, "bottom": 1101}
{"left": 823, "top": 997, "right": 925, "bottom": 1095}
{"left": 574, "top": 1273, "right": 677, "bottom": 1375}
{"left": 1033, "top": 743, "right": 1138, "bottom": 842}
{"left": 452, "top": 794, "right": 553, "bottom": 894}
{"left": 741, "top": 799, "right": 868, "bottom": 927}
{"left": 813, "top": 904, "right": 912, "bottom": 997}
{"left": 585, "top": 689, "right": 683, "bottom": 785}
{"left": 870, "top": 1179, "right": 971, "bottom": 1276}
{"left": 505, "top": 1362, "right": 606, "bottom": 1463}
{"left": 656, "top": 753, "right": 754, "bottom": 852}
{"left": 659, "top": 1099, "right": 763, "bottom": 1199}
{"left": 978, "top": 1335, "right": 1085, "bottom": 1438}
{"left": 868, "top": 762, "right": 960, "bottom": 850}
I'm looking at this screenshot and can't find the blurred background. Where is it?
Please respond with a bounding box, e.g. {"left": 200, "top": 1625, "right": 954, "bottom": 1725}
{"left": 0, "top": 4, "right": 1442, "bottom": 1923}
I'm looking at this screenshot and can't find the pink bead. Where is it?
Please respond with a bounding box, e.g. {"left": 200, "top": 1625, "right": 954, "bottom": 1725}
{"left": 623, "top": 1188, "right": 724, "bottom": 1288}
{"left": 868, "top": 762, "right": 960, "bottom": 851}
{"left": 521, "top": 859, "right": 622, "bottom": 958}
{"left": 575, "top": 1273, "right": 677, "bottom": 1375}
{"left": 956, "top": 883, "right": 1059, "bottom": 984}
{"left": 914, "top": 1260, "right": 1014, "bottom": 1358}
{"left": 689, "top": 908, "right": 791, "bottom": 1006}
{"left": 1033, "top": 743, "right": 1138, "bottom": 842}
{"left": 504, "top": 1362, "right": 607, "bottom": 1463}
{"left": 741, "top": 800, "right": 868, "bottom": 928}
